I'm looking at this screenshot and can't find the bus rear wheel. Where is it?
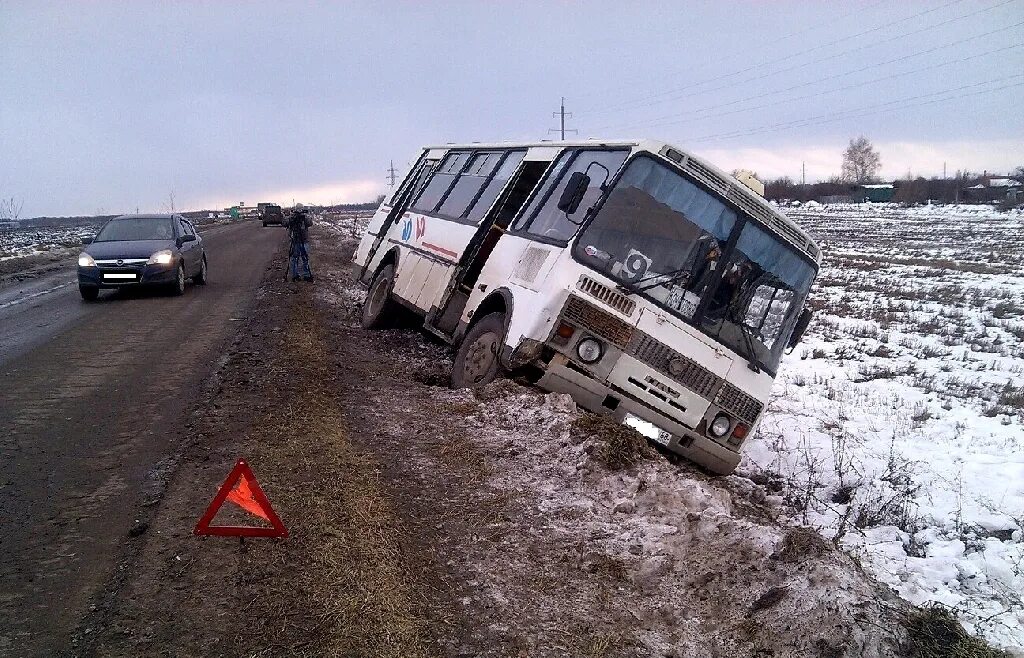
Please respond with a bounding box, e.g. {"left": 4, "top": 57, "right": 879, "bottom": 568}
{"left": 361, "top": 263, "right": 399, "bottom": 329}
{"left": 452, "top": 312, "right": 505, "bottom": 389}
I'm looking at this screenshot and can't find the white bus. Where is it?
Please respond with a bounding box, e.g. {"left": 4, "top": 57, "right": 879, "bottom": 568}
{"left": 353, "top": 139, "right": 819, "bottom": 474}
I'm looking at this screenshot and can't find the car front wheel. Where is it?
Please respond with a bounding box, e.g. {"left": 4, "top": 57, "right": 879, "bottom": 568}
{"left": 194, "top": 256, "right": 208, "bottom": 285}
{"left": 79, "top": 285, "right": 98, "bottom": 302}
{"left": 171, "top": 263, "right": 186, "bottom": 296}
{"left": 451, "top": 312, "right": 506, "bottom": 389}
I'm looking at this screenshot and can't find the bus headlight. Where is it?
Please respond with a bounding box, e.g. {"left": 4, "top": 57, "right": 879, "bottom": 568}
{"left": 576, "top": 337, "right": 603, "bottom": 363}
{"left": 709, "top": 414, "right": 731, "bottom": 438}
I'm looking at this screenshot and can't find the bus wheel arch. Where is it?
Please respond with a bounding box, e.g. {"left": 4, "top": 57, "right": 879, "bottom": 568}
{"left": 452, "top": 290, "right": 514, "bottom": 389}
{"left": 361, "top": 250, "right": 402, "bottom": 329}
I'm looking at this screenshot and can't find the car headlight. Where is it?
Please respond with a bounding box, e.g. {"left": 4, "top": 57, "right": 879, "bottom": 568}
{"left": 147, "top": 249, "right": 174, "bottom": 265}
{"left": 78, "top": 253, "right": 95, "bottom": 267}
{"left": 576, "top": 337, "right": 603, "bottom": 364}
{"left": 709, "top": 414, "right": 732, "bottom": 438}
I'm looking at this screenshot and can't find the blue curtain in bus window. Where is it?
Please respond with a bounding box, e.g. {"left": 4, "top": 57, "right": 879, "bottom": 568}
{"left": 620, "top": 158, "right": 735, "bottom": 241}
{"left": 735, "top": 223, "right": 814, "bottom": 291}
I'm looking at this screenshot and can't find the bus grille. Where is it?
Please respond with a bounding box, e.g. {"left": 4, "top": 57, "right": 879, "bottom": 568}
{"left": 627, "top": 333, "right": 721, "bottom": 400}
{"left": 576, "top": 275, "right": 636, "bottom": 316}
{"left": 563, "top": 296, "right": 634, "bottom": 347}
{"left": 715, "top": 382, "right": 763, "bottom": 424}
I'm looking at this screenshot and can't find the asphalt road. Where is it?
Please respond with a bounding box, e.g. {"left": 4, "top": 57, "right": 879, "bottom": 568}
{"left": 0, "top": 221, "right": 282, "bottom": 656}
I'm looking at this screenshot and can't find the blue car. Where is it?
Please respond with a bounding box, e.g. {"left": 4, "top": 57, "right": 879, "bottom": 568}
{"left": 77, "top": 214, "right": 207, "bottom": 301}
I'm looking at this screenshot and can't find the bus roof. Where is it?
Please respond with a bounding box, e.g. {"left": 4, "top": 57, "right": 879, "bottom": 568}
{"left": 422, "top": 138, "right": 821, "bottom": 263}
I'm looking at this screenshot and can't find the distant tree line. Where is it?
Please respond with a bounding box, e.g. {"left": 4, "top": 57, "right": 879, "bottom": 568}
{"left": 763, "top": 136, "right": 1022, "bottom": 206}
{"left": 764, "top": 174, "right": 977, "bottom": 204}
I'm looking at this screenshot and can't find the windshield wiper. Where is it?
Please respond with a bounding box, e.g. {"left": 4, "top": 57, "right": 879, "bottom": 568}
{"left": 734, "top": 321, "right": 762, "bottom": 373}
{"left": 617, "top": 266, "right": 691, "bottom": 295}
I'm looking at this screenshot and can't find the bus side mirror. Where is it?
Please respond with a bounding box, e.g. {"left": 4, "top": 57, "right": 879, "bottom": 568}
{"left": 557, "top": 171, "right": 591, "bottom": 215}
{"left": 788, "top": 308, "right": 813, "bottom": 349}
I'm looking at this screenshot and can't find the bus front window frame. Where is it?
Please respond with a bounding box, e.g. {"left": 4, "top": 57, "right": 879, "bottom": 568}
{"left": 571, "top": 152, "right": 818, "bottom": 376}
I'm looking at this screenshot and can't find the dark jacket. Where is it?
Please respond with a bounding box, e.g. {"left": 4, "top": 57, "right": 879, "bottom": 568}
{"left": 288, "top": 211, "right": 312, "bottom": 243}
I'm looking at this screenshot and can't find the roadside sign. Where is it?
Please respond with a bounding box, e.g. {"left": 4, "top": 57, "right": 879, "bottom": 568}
{"left": 193, "top": 459, "right": 288, "bottom": 538}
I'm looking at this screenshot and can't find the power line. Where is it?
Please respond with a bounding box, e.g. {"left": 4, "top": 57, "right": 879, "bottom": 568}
{"left": 596, "top": 36, "right": 1024, "bottom": 134}
{"left": 572, "top": 0, "right": 893, "bottom": 105}
{"left": 548, "top": 97, "right": 578, "bottom": 140}
{"left": 579, "top": 0, "right": 1017, "bottom": 121}
{"left": 679, "top": 74, "right": 1024, "bottom": 145}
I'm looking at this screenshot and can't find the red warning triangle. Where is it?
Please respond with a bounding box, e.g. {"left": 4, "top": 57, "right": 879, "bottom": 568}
{"left": 193, "top": 458, "right": 288, "bottom": 538}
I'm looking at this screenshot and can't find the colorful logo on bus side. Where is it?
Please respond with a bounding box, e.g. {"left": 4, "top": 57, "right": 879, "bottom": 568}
{"left": 401, "top": 216, "right": 426, "bottom": 242}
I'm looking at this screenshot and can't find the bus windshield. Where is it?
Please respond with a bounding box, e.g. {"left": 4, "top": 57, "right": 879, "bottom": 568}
{"left": 576, "top": 155, "right": 815, "bottom": 373}
{"left": 700, "top": 222, "right": 816, "bottom": 373}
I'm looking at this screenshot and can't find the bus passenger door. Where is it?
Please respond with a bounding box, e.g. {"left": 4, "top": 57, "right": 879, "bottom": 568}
{"left": 429, "top": 157, "right": 552, "bottom": 336}
{"left": 358, "top": 155, "right": 437, "bottom": 283}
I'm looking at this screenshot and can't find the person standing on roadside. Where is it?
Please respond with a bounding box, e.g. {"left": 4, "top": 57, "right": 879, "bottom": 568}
{"left": 286, "top": 203, "right": 314, "bottom": 282}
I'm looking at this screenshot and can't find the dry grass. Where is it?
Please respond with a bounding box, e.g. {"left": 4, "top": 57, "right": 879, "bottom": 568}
{"left": 771, "top": 527, "right": 833, "bottom": 564}
{"left": 241, "top": 299, "right": 433, "bottom": 657}
{"left": 572, "top": 413, "right": 655, "bottom": 470}
{"left": 904, "top": 605, "right": 1009, "bottom": 658}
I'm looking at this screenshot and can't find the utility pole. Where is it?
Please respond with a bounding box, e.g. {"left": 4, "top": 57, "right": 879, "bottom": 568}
{"left": 549, "top": 96, "right": 577, "bottom": 140}
{"left": 801, "top": 161, "right": 806, "bottom": 186}
{"left": 386, "top": 160, "right": 398, "bottom": 188}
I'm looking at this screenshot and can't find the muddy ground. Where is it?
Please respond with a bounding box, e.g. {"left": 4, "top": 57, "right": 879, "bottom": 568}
{"left": 72, "top": 222, "right": 975, "bottom": 657}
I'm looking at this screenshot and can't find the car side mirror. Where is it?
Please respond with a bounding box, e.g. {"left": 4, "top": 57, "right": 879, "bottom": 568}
{"left": 81, "top": 237, "right": 93, "bottom": 245}
{"left": 177, "top": 234, "right": 196, "bottom": 246}
{"left": 788, "top": 308, "right": 813, "bottom": 349}
{"left": 557, "top": 171, "right": 591, "bottom": 215}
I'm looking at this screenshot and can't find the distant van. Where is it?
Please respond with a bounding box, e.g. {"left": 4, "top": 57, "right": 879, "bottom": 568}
{"left": 260, "top": 204, "right": 284, "bottom": 226}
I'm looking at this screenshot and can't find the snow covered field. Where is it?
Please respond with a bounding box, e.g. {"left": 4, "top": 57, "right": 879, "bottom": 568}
{"left": 323, "top": 204, "right": 1024, "bottom": 652}
{"left": 0, "top": 225, "right": 98, "bottom": 261}
{"left": 746, "top": 202, "right": 1024, "bottom": 651}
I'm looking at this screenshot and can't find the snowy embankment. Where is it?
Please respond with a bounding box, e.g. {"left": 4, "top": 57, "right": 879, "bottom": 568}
{"left": 0, "top": 225, "right": 97, "bottom": 262}
{"left": 320, "top": 206, "right": 1020, "bottom": 653}
{"left": 748, "top": 202, "right": 1024, "bottom": 652}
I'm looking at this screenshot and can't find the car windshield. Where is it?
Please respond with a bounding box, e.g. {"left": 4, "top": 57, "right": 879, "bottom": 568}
{"left": 95, "top": 217, "right": 174, "bottom": 242}
{"left": 577, "top": 156, "right": 738, "bottom": 320}
{"left": 700, "top": 223, "right": 816, "bottom": 373}
{"left": 577, "top": 155, "right": 816, "bottom": 373}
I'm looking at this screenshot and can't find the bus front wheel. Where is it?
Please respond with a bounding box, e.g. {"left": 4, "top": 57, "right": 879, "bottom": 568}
{"left": 361, "top": 263, "right": 399, "bottom": 329}
{"left": 452, "top": 312, "right": 505, "bottom": 389}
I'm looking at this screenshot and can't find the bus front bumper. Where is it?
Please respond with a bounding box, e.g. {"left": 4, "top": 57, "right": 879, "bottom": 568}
{"left": 536, "top": 354, "right": 742, "bottom": 475}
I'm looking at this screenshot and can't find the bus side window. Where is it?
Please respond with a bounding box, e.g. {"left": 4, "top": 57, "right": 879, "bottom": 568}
{"left": 394, "top": 158, "right": 438, "bottom": 208}
{"left": 512, "top": 152, "right": 571, "bottom": 232}
{"left": 464, "top": 151, "right": 526, "bottom": 224}
{"left": 411, "top": 152, "right": 470, "bottom": 213}
{"left": 437, "top": 152, "right": 502, "bottom": 219}
{"left": 525, "top": 150, "right": 628, "bottom": 242}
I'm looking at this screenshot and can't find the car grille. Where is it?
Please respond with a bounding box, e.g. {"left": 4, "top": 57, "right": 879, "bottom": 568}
{"left": 715, "top": 381, "right": 763, "bottom": 425}
{"left": 626, "top": 332, "right": 721, "bottom": 400}
{"left": 576, "top": 275, "right": 636, "bottom": 316}
{"left": 562, "top": 295, "right": 634, "bottom": 347}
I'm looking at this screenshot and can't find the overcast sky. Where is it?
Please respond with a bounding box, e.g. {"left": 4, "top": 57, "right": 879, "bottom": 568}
{"left": 2, "top": 0, "right": 1022, "bottom": 217}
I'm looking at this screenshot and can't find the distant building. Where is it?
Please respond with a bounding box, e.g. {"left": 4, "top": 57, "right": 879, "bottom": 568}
{"left": 852, "top": 184, "right": 895, "bottom": 203}
{"left": 962, "top": 175, "right": 1023, "bottom": 203}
